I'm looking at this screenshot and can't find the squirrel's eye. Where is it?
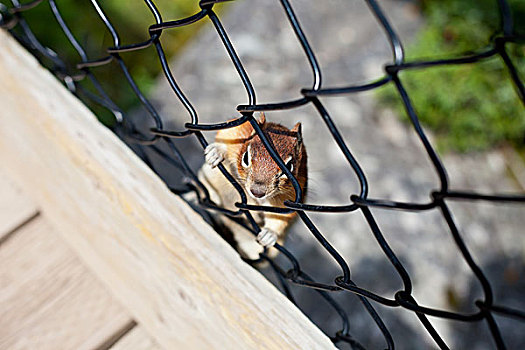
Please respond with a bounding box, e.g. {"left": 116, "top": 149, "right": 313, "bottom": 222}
{"left": 242, "top": 150, "right": 250, "bottom": 167}
{"left": 285, "top": 157, "right": 294, "bottom": 173}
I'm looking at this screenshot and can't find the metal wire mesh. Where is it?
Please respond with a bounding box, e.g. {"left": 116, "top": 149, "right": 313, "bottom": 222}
{"left": 2, "top": 0, "right": 525, "bottom": 348}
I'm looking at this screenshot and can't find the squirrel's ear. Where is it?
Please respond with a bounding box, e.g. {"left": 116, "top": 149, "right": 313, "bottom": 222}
{"left": 257, "top": 112, "right": 266, "bottom": 125}
{"left": 239, "top": 121, "right": 255, "bottom": 138}
{"left": 216, "top": 118, "right": 254, "bottom": 141}
{"left": 292, "top": 122, "right": 302, "bottom": 143}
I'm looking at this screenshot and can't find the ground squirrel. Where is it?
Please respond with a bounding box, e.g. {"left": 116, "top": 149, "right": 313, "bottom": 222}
{"left": 198, "top": 113, "right": 307, "bottom": 260}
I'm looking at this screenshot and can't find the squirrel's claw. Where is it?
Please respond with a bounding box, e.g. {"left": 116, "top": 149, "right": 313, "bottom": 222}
{"left": 257, "top": 228, "right": 278, "bottom": 248}
{"left": 204, "top": 143, "right": 226, "bottom": 168}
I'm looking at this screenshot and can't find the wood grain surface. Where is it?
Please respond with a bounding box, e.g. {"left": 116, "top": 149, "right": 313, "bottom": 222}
{"left": 0, "top": 29, "right": 333, "bottom": 349}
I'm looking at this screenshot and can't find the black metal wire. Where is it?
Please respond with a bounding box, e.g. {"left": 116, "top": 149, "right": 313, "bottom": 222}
{"left": 3, "top": 0, "right": 524, "bottom": 349}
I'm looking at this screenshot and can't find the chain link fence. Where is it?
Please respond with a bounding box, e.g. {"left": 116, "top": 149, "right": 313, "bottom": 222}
{"left": 2, "top": 0, "right": 524, "bottom": 348}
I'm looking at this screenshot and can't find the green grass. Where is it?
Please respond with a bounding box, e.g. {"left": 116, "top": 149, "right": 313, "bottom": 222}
{"left": 377, "top": 0, "right": 525, "bottom": 153}
{"left": 17, "top": 0, "right": 215, "bottom": 125}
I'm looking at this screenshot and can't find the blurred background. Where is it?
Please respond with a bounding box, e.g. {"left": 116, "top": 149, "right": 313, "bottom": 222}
{"left": 12, "top": 0, "right": 525, "bottom": 348}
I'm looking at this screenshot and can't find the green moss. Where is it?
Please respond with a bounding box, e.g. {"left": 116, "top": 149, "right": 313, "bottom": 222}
{"left": 377, "top": 0, "right": 525, "bottom": 153}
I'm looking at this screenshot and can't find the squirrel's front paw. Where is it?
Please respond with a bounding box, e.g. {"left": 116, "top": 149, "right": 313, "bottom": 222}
{"left": 257, "top": 228, "right": 278, "bottom": 248}
{"left": 204, "top": 143, "right": 227, "bottom": 168}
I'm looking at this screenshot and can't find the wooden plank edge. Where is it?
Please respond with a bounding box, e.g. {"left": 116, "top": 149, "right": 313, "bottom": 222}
{"left": 0, "top": 29, "right": 334, "bottom": 350}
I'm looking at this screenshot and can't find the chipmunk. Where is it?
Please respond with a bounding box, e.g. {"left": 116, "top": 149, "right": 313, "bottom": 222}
{"left": 198, "top": 113, "right": 307, "bottom": 260}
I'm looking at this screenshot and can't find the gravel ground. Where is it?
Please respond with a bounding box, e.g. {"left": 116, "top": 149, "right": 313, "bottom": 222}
{"left": 133, "top": 0, "right": 525, "bottom": 348}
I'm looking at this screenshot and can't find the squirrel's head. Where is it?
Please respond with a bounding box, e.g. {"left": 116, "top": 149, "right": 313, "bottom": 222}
{"left": 236, "top": 113, "right": 306, "bottom": 202}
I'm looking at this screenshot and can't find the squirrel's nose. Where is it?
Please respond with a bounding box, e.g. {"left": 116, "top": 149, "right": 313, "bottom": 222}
{"left": 250, "top": 184, "right": 266, "bottom": 198}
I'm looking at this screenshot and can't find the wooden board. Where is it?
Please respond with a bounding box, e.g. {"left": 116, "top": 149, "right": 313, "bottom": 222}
{"left": 0, "top": 217, "right": 132, "bottom": 350}
{"left": 0, "top": 168, "right": 39, "bottom": 242}
{"left": 0, "top": 29, "right": 334, "bottom": 349}
{"left": 110, "top": 326, "right": 162, "bottom": 350}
